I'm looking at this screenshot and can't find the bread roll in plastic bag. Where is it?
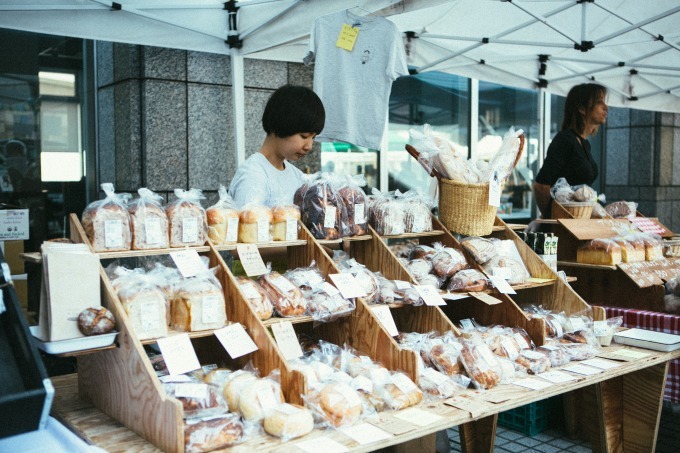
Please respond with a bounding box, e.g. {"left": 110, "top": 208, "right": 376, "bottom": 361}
{"left": 82, "top": 182, "right": 132, "bottom": 252}
{"left": 167, "top": 188, "right": 208, "bottom": 247}
{"left": 129, "top": 187, "right": 169, "bottom": 250}
{"left": 206, "top": 185, "right": 239, "bottom": 245}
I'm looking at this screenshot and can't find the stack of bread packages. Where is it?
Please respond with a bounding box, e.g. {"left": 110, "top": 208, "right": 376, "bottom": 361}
{"left": 166, "top": 188, "right": 208, "bottom": 248}
{"left": 284, "top": 261, "right": 355, "bottom": 322}
{"left": 524, "top": 306, "right": 602, "bottom": 360}
{"left": 289, "top": 341, "right": 422, "bottom": 429}
{"left": 576, "top": 226, "right": 663, "bottom": 265}
{"left": 461, "top": 236, "right": 530, "bottom": 286}
{"left": 295, "top": 173, "right": 352, "bottom": 240}
{"left": 106, "top": 259, "right": 227, "bottom": 339}
{"left": 206, "top": 185, "right": 239, "bottom": 245}
{"left": 604, "top": 200, "right": 638, "bottom": 219}
{"left": 234, "top": 276, "right": 274, "bottom": 321}
{"left": 81, "top": 182, "right": 132, "bottom": 252}
{"left": 128, "top": 188, "right": 169, "bottom": 250}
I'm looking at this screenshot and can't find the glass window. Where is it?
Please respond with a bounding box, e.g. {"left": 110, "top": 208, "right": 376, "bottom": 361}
{"left": 320, "top": 143, "right": 379, "bottom": 193}
{"left": 387, "top": 71, "right": 470, "bottom": 194}
{"left": 478, "top": 82, "right": 538, "bottom": 220}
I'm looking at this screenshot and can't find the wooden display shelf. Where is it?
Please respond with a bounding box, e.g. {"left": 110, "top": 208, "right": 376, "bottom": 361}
{"left": 316, "top": 234, "right": 372, "bottom": 245}
{"left": 138, "top": 328, "right": 220, "bottom": 346}
{"left": 213, "top": 239, "right": 308, "bottom": 251}
{"left": 50, "top": 344, "right": 680, "bottom": 453}
{"left": 378, "top": 229, "right": 444, "bottom": 239}
{"left": 261, "top": 315, "right": 315, "bottom": 327}
{"left": 557, "top": 260, "right": 617, "bottom": 270}
{"left": 56, "top": 343, "right": 118, "bottom": 358}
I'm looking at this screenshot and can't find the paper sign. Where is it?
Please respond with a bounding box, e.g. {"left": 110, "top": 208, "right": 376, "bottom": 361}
{"left": 295, "top": 436, "right": 348, "bottom": 453}
{"left": 214, "top": 324, "right": 258, "bottom": 359}
{"left": 441, "top": 292, "right": 469, "bottom": 300}
{"left": 336, "top": 23, "right": 359, "bottom": 51}
{"left": 159, "top": 374, "right": 193, "bottom": 383}
{"left": 481, "top": 394, "right": 512, "bottom": 404}
{"left": 488, "top": 170, "right": 501, "bottom": 207}
{"left": 563, "top": 364, "right": 603, "bottom": 376}
{"left": 527, "top": 277, "right": 554, "bottom": 284}
{"left": 182, "top": 217, "right": 199, "bottom": 243}
{"left": 569, "top": 317, "right": 587, "bottom": 332}
{"left": 286, "top": 219, "right": 298, "bottom": 241}
{"left": 104, "top": 219, "right": 123, "bottom": 248}
{"left": 393, "top": 408, "right": 443, "bottom": 427}
{"left": 175, "top": 383, "right": 208, "bottom": 400}
{"left": 394, "top": 280, "right": 412, "bottom": 290}
{"left": 369, "top": 416, "right": 415, "bottom": 436}
{"left": 512, "top": 377, "right": 553, "bottom": 391}
{"left": 612, "top": 348, "right": 650, "bottom": 359}
{"left": 156, "top": 334, "right": 201, "bottom": 376}
{"left": 226, "top": 218, "right": 239, "bottom": 242}
{"left": 330, "top": 273, "right": 367, "bottom": 299}
{"left": 581, "top": 358, "right": 621, "bottom": 370}
{"left": 0, "top": 209, "right": 29, "bottom": 240}
{"left": 414, "top": 285, "right": 446, "bottom": 306}
{"left": 271, "top": 321, "right": 303, "bottom": 360}
{"left": 324, "top": 206, "right": 337, "bottom": 228}
{"left": 170, "top": 249, "right": 205, "bottom": 278}
{"left": 445, "top": 396, "right": 490, "bottom": 418}
{"left": 371, "top": 305, "right": 399, "bottom": 337}
{"left": 470, "top": 292, "right": 502, "bottom": 305}
{"left": 236, "top": 244, "right": 268, "bottom": 277}
{"left": 321, "top": 281, "right": 341, "bottom": 296}
{"left": 489, "top": 276, "right": 516, "bottom": 294}
{"left": 536, "top": 370, "right": 578, "bottom": 384}
{"left": 145, "top": 218, "right": 164, "bottom": 245}
{"left": 340, "top": 423, "right": 392, "bottom": 445}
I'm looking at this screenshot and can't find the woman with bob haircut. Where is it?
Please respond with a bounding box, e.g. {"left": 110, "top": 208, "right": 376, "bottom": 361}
{"left": 533, "top": 83, "right": 608, "bottom": 218}
{"left": 229, "top": 85, "right": 325, "bottom": 207}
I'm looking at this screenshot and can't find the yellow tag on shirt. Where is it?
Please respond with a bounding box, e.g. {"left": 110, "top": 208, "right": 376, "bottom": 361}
{"left": 336, "top": 23, "right": 359, "bottom": 51}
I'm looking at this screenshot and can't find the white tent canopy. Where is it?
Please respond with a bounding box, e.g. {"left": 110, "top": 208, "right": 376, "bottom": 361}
{"left": 2, "top": 0, "right": 680, "bottom": 112}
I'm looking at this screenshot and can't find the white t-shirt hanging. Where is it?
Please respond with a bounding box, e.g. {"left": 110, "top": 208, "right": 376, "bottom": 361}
{"left": 305, "top": 10, "right": 408, "bottom": 150}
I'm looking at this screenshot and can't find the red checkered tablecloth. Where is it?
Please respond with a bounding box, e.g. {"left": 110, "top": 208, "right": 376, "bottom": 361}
{"left": 598, "top": 306, "right": 680, "bottom": 403}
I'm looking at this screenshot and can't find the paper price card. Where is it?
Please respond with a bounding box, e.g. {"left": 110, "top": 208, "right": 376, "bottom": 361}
{"left": 393, "top": 408, "right": 443, "bottom": 427}
{"left": 214, "top": 324, "right": 258, "bottom": 359}
{"left": 612, "top": 348, "right": 650, "bottom": 360}
{"left": 340, "top": 423, "right": 392, "bottom": 445}
{"left": 329, "top": 273, "right": 366, "bottom": 299}
{"left": 336, "top": 23, "right": 359, "bottom": 51}
{"left": 581, "top": 358, "right": 621, "bottom": 370}
{"left": 442, "top": 292, "right": 469, "bottom": 301}
{"left": 271, "top": 321, "right": 304, "bottom": 360}
{"left": 536, "top": 370, "right": 578, "bottom": 384}
{"left": 295, "top": 436, "right": 348, "bottom": 453}
{"left": 236, "top": 244, "right": 268, "bottom": 277}
{"left": 394, "top": 280, "right": 412, "bottom": 290}
{"left": 170, "top": 249, "right": 205, "bottom": 278}
{"left": 371, "top": 305, "right": 399, "bottom": 337}
{"left": 512, "top": 377, "right": 553, "bottom": 391}
{"left": 489, "top": 276, "right": 516, "bottom": 294}
{"left": 369, "top": 415, "right": 415, "bottom": 436}
{"left": 156, "top": 334, "right": 201, "bottom": 376}
{"left": 562, "top": 364, "right": 603, "bottom": 376}
{"left": 445, "top": 396, "right": 491, "bottom": 418}
{"left": 470, "top": 292, "right": 502, "bottom": 305}
{"left": 488, "top": 170, "right": 501, "bottom": 207}
{"left": 414, "top": 285, "right": 447, "bottom": 306}
{"left": 0, "top": 209, "right": 29, "bottom": 240}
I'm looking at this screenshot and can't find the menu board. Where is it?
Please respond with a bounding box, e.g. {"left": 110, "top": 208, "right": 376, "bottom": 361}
{"left": 618, "top": 258, "right": 680, "bottom": 288}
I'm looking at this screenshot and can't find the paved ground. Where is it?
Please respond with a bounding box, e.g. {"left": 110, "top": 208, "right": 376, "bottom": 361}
{"left": 447, "top": 400, "right": 680, "bottom": 452}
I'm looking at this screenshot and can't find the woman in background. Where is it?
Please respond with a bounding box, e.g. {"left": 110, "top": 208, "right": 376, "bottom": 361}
{"left": 229, "top": 85, "right": 325, "bottom": 207}
{"left": 533, "top": 83, "right": 608, "bottom": 218}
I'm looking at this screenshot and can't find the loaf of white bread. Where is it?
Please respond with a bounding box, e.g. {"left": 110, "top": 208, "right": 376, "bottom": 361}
{"left": 166, "top": 190, "right": 208, "bottom": 247}
{"left": 118, "top": 285, "right": 168, "bottom": 340}
{"left": 612, "top": 237, "right": 645, "bottom": 263}
{"left": 207, "top": 206, "right": 239, "bottom": 245}
{"left": 271, "top": 205, "right": 301, "bottom": 241}
{"left": 171, "top": 278, "right": 226, "bottom": 332}
{"left": 128, "top": 188, "right": 169, "bottom": 250}
{"left": 576, "top": 239, "right": 622, "bottom": 265}
{"left": 238, "top": 205, "right": 273, "bottom": 243}
{"left": 82, "top": 183, "right": 132, "bottom": 252}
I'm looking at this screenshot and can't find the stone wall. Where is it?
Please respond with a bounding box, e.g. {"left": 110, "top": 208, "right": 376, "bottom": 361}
{"left": 604, "top": 107, "right": 680, "bottom": 232}
{"left": 95, "top": 43, "right": 319, "bottom": 206}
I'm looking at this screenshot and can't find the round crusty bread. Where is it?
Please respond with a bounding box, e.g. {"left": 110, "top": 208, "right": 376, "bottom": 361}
{"left": 272, "top": 205, "right": 301, "bottom": 223}
{"left": 238, "top": 378, "right": 284, "bottom": 422}
{"left": 223, "top": 372, "right": 258, "bottom": 411}
{"left": 240, "top": 205, "right": 273, "bottom": 224}
{"left": 317, "top": 382, "right": 362, "bottom": 427}
{"left": 263, "top": 403, "right": 314, "bottom": 439}
{"left": 77, "top": 307, "right": 116, "bottom": 336}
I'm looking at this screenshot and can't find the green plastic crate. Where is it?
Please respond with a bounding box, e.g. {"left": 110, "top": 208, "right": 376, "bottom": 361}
{"left": 498, "top": 399, "right": 549, "bottom": 436}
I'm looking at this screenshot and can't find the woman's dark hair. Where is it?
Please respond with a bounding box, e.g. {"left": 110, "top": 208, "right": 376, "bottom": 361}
{"left": 561, "top": 83, "right": 607, "bottom": 134}
{"left": 262, "top": 85, "right": 325, "bottom": 137}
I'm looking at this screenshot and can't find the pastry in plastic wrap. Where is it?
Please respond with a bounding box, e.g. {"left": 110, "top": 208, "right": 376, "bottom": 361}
{"left": 206, "top": 186, "right": 239, "bottom": 245}
{"left": 223, "top": 371, "right": 258, "bottom": 411}
{"left": 235, "top": 276, "right": 274, "bottom": 320}
{"left": 298, "top": 178, "right": 350, "bottom": 240}
{"left": 515, "top": 350, "right": 552, "bottom": 375}
{"left": 238, "top": 377, "right": 285, "bottom": 422}
{"left": 118, "top": 284, "right": 168, "bottom": 341}
{"left": 536, "top": 342, "right": 571, "bottom": 367}
{"left": 308, "top": 382, "right": 363, "bottom": 428}
{"left": 238, "top": 204, "right": 272, "bottom": 243}
{"left": 418, "top": 367, "right": 465, "bottom": 398}
{"left": 307, "top": 287, "right": 355, "bottom": 322}
{"left": 511, "top": 327, "right": 535, "bottom": 350}
{"left": 337, "top": 175, "right": 369, "bottom": 236}
{"left": 82, "top": 182, "right": 132, "bottom": 252}
{"left": 258, "top": 271, "right": 307, "bottom": 317}
{"left": 576, "top": 239, "right": 622, "bottom": 265}
{"left": 612, "top": 237, "right": 645, "bottom": 263}
{"left": 170, "top": 382, "right": 225, "bottom": 416}
{"left": 370, "top": 196, "right": 406, "bottom": 236}
{"left": 172, "top": 276, "right": 226, "bottom": 332}
{"left": 482, "top": 256, "right": 530, "bottom": 285}
{"left": 559, "top": 329, "right": 600, "bottom": 360}
{"left": 184, "top": 413, "right": 244, "bottom": 453}
{"left": 643, "top": 236, "right": 663, "bottom": 261}
{"left": 129, "top": 188, "right": 169, "bottom": 250}
{"left": 429, "top": 342, "right": 464, "bottom": 376}
{"left": 77, "top": 307, "right": 116, "bottom": 336}
{"left": 406, "top": 258, "right": 434, "bottom": 280}
{"left": 283, "top": 262, "right": 325, "bottom": 298}
{"left": 271, "top": 204, "right": 300, "bottom": 241}
{"left": 409, "top": 244, "right": 436, "bottom": 261}
{"left": 167, "top": 188, "right": 208, "bottom": 248}
{"left": 264, "top": 403, "right": 314, "bottom": 440}
{"left": 458, "top": 341, "right": 502, "bottom": 390}
{"left": 400, "top": 191, "right": 433, "bottom": 233}
{"left": 605, "top": 200, "right": 637, "bottom": 219}
{"left": 486, "top": 331, "right": 522, "bottom": 360}
{"left": 460, "top": 237, "right": 497, "bottom": 264}
{"left": 379, "top": 372, "right": 423, "bottom": 410}
{"left": 447, "top": 269, "right": 488, "bottom": 292}
{"left": 416, "top": 273, "right": 445, "bottom": 289}
{"left": 431, "top": 246, "right": 468, "bottom": 278}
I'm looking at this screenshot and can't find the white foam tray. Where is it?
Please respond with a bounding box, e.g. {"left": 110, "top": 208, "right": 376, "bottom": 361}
{"left": 29, "top": 326, "right": 117, "bottom": 355}
{"left": 613, "top": 328, "right": 680, "bottom": 352}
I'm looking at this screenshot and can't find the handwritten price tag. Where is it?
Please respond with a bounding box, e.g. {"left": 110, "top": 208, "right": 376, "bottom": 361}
{"left": 414, "top": 285, "right": 446, "bottom": 306}
{"left": 214, "top": 324, "right": 258, "bottom": 359}
{"left": 371, "top": 305, "right": 399, "bottom": 337}
{"left": 271, "top": 321, "right": 303, "bottom": 360}
{"left": 236, "top": 244, "right": 268, "bottom": 276}
{"left": 329, "top": 273, "right": 366, "bottom": 299}
{"left": 156, "top": 334, "right": 201, "bottom": 376}
{"left": 336, "top": 23, "right": 359, "bottom": 51}
{"left": 170, "top": 249, "right": 206, "bottom": 278}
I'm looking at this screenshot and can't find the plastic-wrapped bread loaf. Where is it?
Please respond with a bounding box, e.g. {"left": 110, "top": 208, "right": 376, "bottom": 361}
{"left": 238, "top": 204, "right": 273, "bottom": 243}
{"left": 460, "top": 236, "right": 498, "bottom": 264}
{"left": 129, "top": 188, "right": 169, "bottom": 250}
{"left": 297, "top": 176, "right": 351, "bottom": 240}
{"left": 399, "top": 189, "right": 433, "bottom": 233}
{"left": 611, "top": 237, "right": 645, "bottom": 263}
{"left": 431, "top": 245, "right": 468, "bottom": 278}
{"left": 118, "top": 282, "right": 168, "bottom": 341}
{"left": 235, "top": 276, "right": 274, "bottom": 320}
{"left": 258, "top": 271, "right": 307, "bottom": 317}
{"left": 206, "top": 185, "right": 239, "bottom": 245}
{"left": 337, "top": 174, "right": 369, "bottom": 236}
{"left": 271, "top": 204, "right": 300, "bottom": 241}
{"left": 447, "top": 269, "right": 488, "bottom": 292}
{"left": 166, "top": 188, "right": 208, "bottom": 247}
{"left": 576, "top": 239, "right": 622, "bottom": 265}
{"left": 184, "top": 413, "right": 244, "bottom": 452}
{"left": 82, "top": 183, "right": 132, "bottom": 252}
{"left": 172, "top": 275, "right": 227, "bottom": 332}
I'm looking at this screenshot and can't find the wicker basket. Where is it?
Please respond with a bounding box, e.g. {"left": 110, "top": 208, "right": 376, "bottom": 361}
{"left": 438, "top": 178, "right": 497, "bottom": 236}
{"left": 560, "top": 202, "right": 594, "bottom": 219}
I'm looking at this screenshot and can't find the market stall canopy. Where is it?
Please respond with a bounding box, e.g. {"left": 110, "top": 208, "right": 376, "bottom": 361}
{"left": 1, "top": 0, "right": 680, "bottom": 112}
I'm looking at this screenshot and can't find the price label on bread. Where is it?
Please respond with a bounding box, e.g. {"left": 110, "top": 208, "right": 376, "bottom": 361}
{"left": 201, "top": 295, "right": 223, "bottom": 323}
{"left": 329, "top": 273, "right": 366, "bottom": 298}
{"left": 156, "top": 333, "right": 201, "bottom": 376}
{"left": 239, "top": 280, "right": 261, "bottom": 300}
{"left": 489, "top": 276, "right": 516, "bottom": 294}
{"left": 141, "top": 299, "right": 163, "bottom": 331}
{"left": 257, "top": 387, "right": 279, "bottom": 412}
{"left": 256, "top": 219, "right": 269, "bottom": 242}
{"left": 271, "top": 274, "right": 297, "bottom": 294}
{"left": 536, "top": 370, "right": 578, "bottom": 384}
{"left": 390, "top": 373, "right": 418, "bottom": 394}
{"left": 320, "top": 281, "right": 341, "bottom": 296}
{"left": 354, "top": 203, "right": 366, "bottom": 225}
{"left": 236, "top": 244, "right": 268, "bottom": 277}
{"left": 285, "top": 219, "right": 298, "bottom": 241}
{"left": 414, "top": 284, "right": 446, "bottom": 306}
{"left": 214, "top": 323, "right": 258, "bottom": 358}
{"left": 271, "top": 321, "right": 304, "bottom": 360}
{"left": 323, "top": 206, "right": 337, "bottom": 228}
{"left": 104, "top": 219, "right": 124, "bottom": 248}
{"left": 226, "top": 218, "right": 239, "bottom": 242}
{"left": 340, "top": 423, "right": 392, "bottom": 445}
{"left": 182, "top": 217, "right": 199, "bottom": 243}
{"left": 144, "top": 217, "right": 164, "bottom": 245}
{"left": 175, "top": 383, "right": 209, "bottom": 400}
{"left": 170, "top": 249, "right": 206, "bottom": 278}
{"left": 351, "top": 375, "right": 373, "bottom": 393}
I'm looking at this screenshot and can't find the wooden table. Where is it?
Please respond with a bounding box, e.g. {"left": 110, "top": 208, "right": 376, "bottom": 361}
{"left": 50, "top": 344, "right": 680, "bottom": 453}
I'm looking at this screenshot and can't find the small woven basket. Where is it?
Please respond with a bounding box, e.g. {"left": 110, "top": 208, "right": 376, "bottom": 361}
{"left": 438, "top": 178, "right": 497, "bottom": 236}
{"left": 560, "top": 202, "right": 594, "bottom": 219}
